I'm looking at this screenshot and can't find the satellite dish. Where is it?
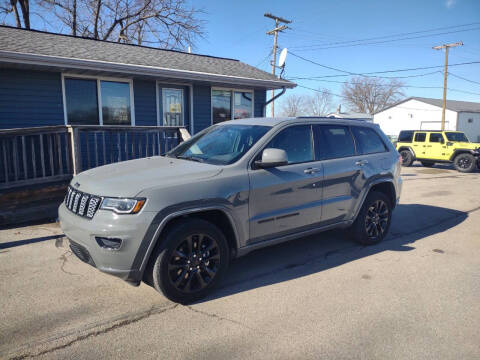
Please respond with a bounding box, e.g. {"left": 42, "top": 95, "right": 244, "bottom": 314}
{"left": 278, "top": 48, "right": 288, "bottom": 68}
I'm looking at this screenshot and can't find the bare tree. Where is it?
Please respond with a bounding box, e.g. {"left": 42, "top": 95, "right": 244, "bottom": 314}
{"left": 0, "top": 0, "right": 30, "bottom": 28}
{"left": 279, "top": 94, "right": 306, "bottom": 117}
{"left": 38, "top": 0, "right": 205, "bottom": 49}
{"left": 305, "top": 88, "right": 332, "bottom": 116}
{"left": 341, "top": 76, "right": 404, "bottom": 114}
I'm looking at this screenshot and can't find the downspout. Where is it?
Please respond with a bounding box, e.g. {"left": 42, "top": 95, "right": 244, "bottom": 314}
{"left": 264, "top": 87, "right": 286, "bottom": 117}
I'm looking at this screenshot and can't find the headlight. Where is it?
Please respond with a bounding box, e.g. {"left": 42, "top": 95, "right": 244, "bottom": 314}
{"left": 100, "top": 197, "right": 146, "bottom": 214}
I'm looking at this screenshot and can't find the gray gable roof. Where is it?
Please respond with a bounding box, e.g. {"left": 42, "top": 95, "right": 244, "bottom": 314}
{"left": 411, "top": 97, "right": 480, "bottom": 113}
{"left": 375, "top": 96, "right": 480, "bottom": 114}
{"left": 0, "top": 26, "right": 294, "bottom": 89}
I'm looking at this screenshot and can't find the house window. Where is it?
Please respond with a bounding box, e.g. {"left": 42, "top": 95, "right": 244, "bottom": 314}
{"left": 101, "top": 81, "right": 131, "bottom": 125}
{"left": 212, "top": 89, "right": 253, "bottom": 124}
{"left": 162, "top": 88, "right": 184, "bottom": 126}
{"left": 64, "top": 78, "right": 99, "bottom": 125}
{"left": 64, "top": 76, "right": 134, "bottom": 125}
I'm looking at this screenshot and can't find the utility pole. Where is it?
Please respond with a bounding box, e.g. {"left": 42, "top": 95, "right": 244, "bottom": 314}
{"left": 433, "top": 41, "right": 463, "bottom": 130}
{"left": 265, "top": 13, "right": 291, "bottom": 117}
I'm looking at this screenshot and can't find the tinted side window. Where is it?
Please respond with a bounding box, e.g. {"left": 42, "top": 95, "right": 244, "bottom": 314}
{"left": 429, "top": 133, "right": 444, "bottom": 143}
{"left": 414, "top": 133, "right": 426, "bottom": 142}
{"left": 266, "top": 125, "right": 313, "bottom": 164}
{"left": 313, "top": 125, "right": 356, "bottom": 160}
{"left": 352, "top": 127, "right": 387, "bottom": 154}
{"left": 398, "top": 131, "right": 413, "bottom": 142}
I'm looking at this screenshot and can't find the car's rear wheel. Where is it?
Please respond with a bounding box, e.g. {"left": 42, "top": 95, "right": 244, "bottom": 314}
{"left": 350, "top": 191, "right": 392, "bottom": 245}
{"left": 400, "top": 150, "right": 414, "bottom": 167}
{"left": 421, "top": 161, "right": 435, "bottom": 167}
{"left": 150, "top": 219, "right": 229, "bottom": 304}
{"left": 453, "top": 153, "right": 476, "bottom": 173}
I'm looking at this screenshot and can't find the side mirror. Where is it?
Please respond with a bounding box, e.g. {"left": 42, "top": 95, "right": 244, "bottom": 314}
{"left": 255, "top": 148, "right": 288, "bottom": 169}
{"left": 446, "top": 141, "right": 453, "bottom": 146}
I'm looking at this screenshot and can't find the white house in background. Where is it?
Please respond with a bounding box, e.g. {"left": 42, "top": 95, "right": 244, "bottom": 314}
{"left": 326, "top": 105, "right": 373, "bottom": 122}
{"left": 374, "top": 97, "right": 480, "bottom": 142}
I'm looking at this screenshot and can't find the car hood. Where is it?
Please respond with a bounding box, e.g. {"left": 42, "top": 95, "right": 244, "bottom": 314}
{"left": 71, "top": 156, "right": 223, "bottom": 197}
{"left": 454, "top": 142, "right": 480, "bottom": 149}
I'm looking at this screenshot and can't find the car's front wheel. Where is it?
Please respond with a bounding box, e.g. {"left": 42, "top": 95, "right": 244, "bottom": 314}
{"left": 350, "top": 191, "right": 392, "bottom": 245}
{"left": 453, "top": 153, "right": 476, "bottom": 173}
{"left": 150, "top": 219, "right": 230, "bottom": 304}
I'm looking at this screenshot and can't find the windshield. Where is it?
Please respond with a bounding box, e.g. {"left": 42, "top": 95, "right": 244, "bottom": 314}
{"left": 168, "top": 124, "right": 271, "bottom": 165}
{"left": 445, "top": 132, "right": 469, "bottom": 142}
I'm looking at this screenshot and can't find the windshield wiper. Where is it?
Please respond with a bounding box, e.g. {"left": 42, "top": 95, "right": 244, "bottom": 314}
{"left": 176, "top": 155, "right": 205, "bottom": 163}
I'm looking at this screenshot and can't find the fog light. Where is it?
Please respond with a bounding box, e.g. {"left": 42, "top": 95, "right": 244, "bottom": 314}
{"left": 95, "top": 237, "right": 122, "bottom": 250}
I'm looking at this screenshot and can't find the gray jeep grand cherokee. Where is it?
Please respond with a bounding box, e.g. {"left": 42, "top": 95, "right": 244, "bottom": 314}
{"left": 59, "top": 117, "right": 402, "bottom": 303}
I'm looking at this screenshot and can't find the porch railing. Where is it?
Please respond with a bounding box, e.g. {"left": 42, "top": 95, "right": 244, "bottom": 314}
{"left": 0, "top": 125, "right": 188, "bottom": 190}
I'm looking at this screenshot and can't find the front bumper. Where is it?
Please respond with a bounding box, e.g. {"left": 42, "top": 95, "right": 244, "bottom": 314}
{"left": 58, "top": 203, "right": 157, "bottom": 283}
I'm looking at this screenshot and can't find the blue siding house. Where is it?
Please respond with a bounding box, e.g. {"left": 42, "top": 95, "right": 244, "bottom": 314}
{"left": 0, "top": 26, "right": 295, "bottom": 133}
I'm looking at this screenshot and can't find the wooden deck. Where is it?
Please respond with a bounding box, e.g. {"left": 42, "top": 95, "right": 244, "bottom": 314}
{"left": 0, "top": 125, "right": 188, "bottom": 191}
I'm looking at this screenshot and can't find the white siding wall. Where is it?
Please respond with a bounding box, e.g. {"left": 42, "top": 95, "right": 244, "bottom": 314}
{"left": 457, "top": 112, "right": 480, "bottom": 143}
{"left": 374, "top": 99, "right": 457, "bottom": 136}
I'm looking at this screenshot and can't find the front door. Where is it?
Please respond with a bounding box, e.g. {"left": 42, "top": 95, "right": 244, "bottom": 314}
{"left": 162, "top": 88, "right": 184, "bottom": 126}
{"left": 248, "top": 125, "right": 324, "bottom": 242}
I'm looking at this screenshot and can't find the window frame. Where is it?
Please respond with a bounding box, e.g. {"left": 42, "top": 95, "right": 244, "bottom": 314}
{"left": 313, "top": 124, "right": 358, "bottom": 161}
{"left": 428, "top": 132, "right": 445, "bottom": 143}
{"left": 61, "top": 73, "right": 135, "bottom": 126}
{"left": 414, "top": 132, "right": 427, "bottom": 142}
{"left": 350, "top": 126, "right": 388, "bottom": 155}
{"left": 211, "top": 87, "right": 254, "bottom": 125}
{"left": 250, "top": 124, "right": 315, "bottom": 169}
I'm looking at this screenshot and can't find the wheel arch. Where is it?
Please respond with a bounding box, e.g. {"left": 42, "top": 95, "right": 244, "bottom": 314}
{"left": 397, "top": 146, "right": 415, "bottom": 158}
{"left": 449, "top": 149, "right": 477, "bottom": 161}
{"left": 139, "top": 206, "right": 240, "bottom": 281}
{"left": 351, "top": 178, "right": 397, "bottom": 224}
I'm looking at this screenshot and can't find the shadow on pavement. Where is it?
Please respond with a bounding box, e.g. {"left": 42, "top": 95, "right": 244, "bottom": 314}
{"left": 0, "top": 234, "right": 65, "bottom": 249}
{"left": 200, "top": 203, "right": 468, "bottom": 303}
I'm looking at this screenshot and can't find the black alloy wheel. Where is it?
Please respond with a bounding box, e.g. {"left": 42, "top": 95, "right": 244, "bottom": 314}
{"left": 167, "top": 233, "right": 220, "bottom": 293}
{"left": 350, "top": 191, "right": 392, "bottom": 245}
{"left": 364, "top": 200, "right": 389, "bottom": 239}
{"left": 453, "top": 153, "right": 476, "bottom": 173}
{"left": 150, "top": 218, "right": 229, "bottom": 304}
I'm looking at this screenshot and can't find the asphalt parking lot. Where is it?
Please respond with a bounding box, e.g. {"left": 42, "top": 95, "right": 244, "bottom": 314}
{"left": 1, "top": 164, "right": 480, "bottom": 360}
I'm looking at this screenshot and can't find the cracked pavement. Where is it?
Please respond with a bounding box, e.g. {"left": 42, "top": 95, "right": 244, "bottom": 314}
{"left": 1, "top": 165, "right": 480, "bottom": 359}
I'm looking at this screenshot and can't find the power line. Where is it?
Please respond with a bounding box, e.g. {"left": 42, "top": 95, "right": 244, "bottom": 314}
{"left": 288, "top": 70, "right": 443, "bottom": 80}
{"left": 287, "top": 22, "right": 480, "bottom": 48}
{"left": 288, "top": 51, "right": 480, "bottom": 78}
{"left": 296, "top": 80, "right": 480, "bottom": 96}
{"left": 290, "top": 26, "right": 480, "bottom": 51}
{"left": 448, "top": 72, "right": 480, "bottom": 85}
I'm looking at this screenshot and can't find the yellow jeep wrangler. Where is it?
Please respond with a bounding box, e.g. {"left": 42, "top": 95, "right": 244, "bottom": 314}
{"left": 396, "top": 130, "right": 480, "bottom": 173}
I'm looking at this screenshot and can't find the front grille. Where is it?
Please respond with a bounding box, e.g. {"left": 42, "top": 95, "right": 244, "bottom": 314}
{"left": 69, "top": 240, "right": 96, "bottom": 267}
{"left": 65, "top": 186, "right": 101, "bottom": 219}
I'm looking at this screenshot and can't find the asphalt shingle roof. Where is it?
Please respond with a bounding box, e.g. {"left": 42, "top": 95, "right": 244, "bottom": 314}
{"left": 0, "top": 26, "right": 294, "bottom": 88}
{"left": 411, "top": 97, "right": 480, "bottom": 113}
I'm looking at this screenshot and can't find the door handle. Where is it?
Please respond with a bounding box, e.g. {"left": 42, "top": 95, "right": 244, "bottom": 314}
{"left": 304, "top": 167, "right": 320, "bottom": 174}
{"left": 355, "top": 159, "right": 369, "bottom": 166}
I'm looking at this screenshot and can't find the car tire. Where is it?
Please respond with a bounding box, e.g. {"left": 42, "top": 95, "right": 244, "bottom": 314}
{"left": 150, "top": 218, "right": 230, "bottom": 304}
{"left": 350, "top": 191, "right": 392, "bottom": 245}
{"left": 400, "top": 150, "right": 414, "bottom": 167}
{"left": 453, "top": 153, "right": 476, "bottom": 173}
{"left": 421, "top": 161, "right": 435, "bottom": 167}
